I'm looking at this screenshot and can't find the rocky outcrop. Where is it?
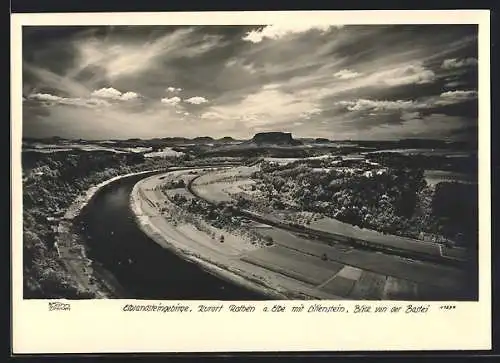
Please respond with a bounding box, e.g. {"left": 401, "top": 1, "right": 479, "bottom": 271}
{"left": 251, "top": 132, "right": 302, "bottom": 146}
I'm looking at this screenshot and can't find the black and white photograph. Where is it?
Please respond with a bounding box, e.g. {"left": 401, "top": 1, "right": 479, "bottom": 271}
{"left": 20, "top": 21, "right": 481, "bottom": 303}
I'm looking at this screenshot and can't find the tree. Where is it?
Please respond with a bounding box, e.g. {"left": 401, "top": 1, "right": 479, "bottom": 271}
{"left": 263, "top": 235, "right": 274, "bottom": 246}
{"left": 431, "top": 182, "right": 478, "bottom": 248}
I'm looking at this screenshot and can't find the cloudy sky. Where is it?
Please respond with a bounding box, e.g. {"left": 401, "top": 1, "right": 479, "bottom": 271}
{"left": 22, "top": 24, "right": 478, "bottom": 141}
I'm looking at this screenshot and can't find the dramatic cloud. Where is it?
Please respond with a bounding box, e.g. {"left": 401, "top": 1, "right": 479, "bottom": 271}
{"left": 400, "top": 111, "right": 422, "bottom": 121}
{"left": 436, "top": 90, "right": 478, "bottom": 105}
{"left": 367, "top": 113, "right": 472, "bottom": 139}
{"left": 444, "top": 80, "right": 466, "bottom": 88}
{"left": 242, "top": 24, "right": 341, "bottom": 43}
{"left": 301, "top": 108, "right": 322, "bottom": 119}
{"left": 91, "top": 87, "right": 140, "bottom": 101}
{"left": 167, "top": 87, "right": 182, "bottom": 93}
{"left": 441, "top": 57, "right": 478, "bottom": 69}
{"left": 338, "top": 90, "right": 478, "bottom": 115}
{"left": 91, "top": 87, "right": 122, "bottom": 99}
{"left": 28, "top": 93, "right": 63, "bottom": 102}
{"left": 27, "top": 92, "right": 112, "bottom": 108}
{"left": 24, "top": 62, "right": 91, "bottom": 97}
{"left": 184, "top": 96, "right": 208, "bottom": 105}
{"left": 200, "top": 111, "right": 223, "bottom": 120}
{"left": 121, "top": 92, "right": 140, "bottom": 100}
{"left": 201, "top": 87, "right": 320, "bottom": 128}
{"left": 71, "top": 28, "right": 226, "bottom": 81}
{"left": 381, "top": 63, "right": 436, "bottom": 86}
{"left": 334, "top": 69, "right": 361, "bottom": 80}
{"left": 338, "top": 99, "right": 416, "bottom": 112}
{"left": 225, "top": 58, "right": 257, "bottom": 74}
{"left": 160, "top": 96, "right": 181, "bottom": 106}
{"left": 262, "top": 84, "right": 281, "bottom": 90}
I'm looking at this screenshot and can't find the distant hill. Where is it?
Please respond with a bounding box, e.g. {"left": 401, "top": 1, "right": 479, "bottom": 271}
{"left": 354, "top": 138, "right": 475, "bottom": 151}
{"left": 251, "top": 132, "right": 302, "bottom": 146}
{"left": 192, "top": 136, "right": 214, "bottom": 143}
{"left": 218, "top": 136, "right": 236, "bottom": 142}
{"left": 314, "top": 138, "right": 331, "bottom": 143}
{"left": 160, "top": 137, "right": 190, "bottom": 144}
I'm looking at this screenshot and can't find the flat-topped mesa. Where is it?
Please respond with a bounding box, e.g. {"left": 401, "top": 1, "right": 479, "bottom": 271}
{"left": 251, "top": 132, "right": 302, "bottom": 146}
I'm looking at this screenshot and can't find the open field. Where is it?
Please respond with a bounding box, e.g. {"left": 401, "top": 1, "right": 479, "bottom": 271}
{"left": 348, "top": 271, "right": 388, "bottom": 300}
{"left": 424, "top": 169, "right": 477, "bottom": 186}
{"left": 191, "top": 166, "right": 259, "bottom": 203}
{"left": 368, "top": 148, "right": 473, "bottom": 157}
{"left": 263, "top": 154, "right": 337, "bottom": 165}
{"left": 253, "top": 227, "right": 465, "bottom": 290}
{"left": 242, "top": 245, "right": 343, "bottom": 286}
{"left": 221, "top": 179, "right": 258, "bottom": 197}
{"left": 144, "top": 147, "right": 185, "bottom": 158}
{"left": 309, "top": 217, "right": 451, "bottom": 257}
{"left": 382, "top": 277, "right": 418, "bottom": 300}
{"left": 190, "top": 181, "right": 234, "bottom": 202}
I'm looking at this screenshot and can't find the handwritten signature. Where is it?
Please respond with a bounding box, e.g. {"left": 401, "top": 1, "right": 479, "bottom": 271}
{"left": 48, "top": 302, "right": 71, "bottom": 311}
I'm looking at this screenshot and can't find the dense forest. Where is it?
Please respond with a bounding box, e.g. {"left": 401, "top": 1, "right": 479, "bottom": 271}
{"left": 250, "top": 160, "right": 478, "bottom": 249}
{"left": 22, "top": 150, "right": 171, "bottom": 298}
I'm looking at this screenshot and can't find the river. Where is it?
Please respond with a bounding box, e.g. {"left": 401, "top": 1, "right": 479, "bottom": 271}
{"left": 75, "top": 172, "right": 268, "bottom": 300}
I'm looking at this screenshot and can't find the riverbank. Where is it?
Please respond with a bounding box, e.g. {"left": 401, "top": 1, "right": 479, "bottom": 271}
{"left": 55, "top": 169, "right": 162, "bottom": 299}
{"left": 130, "top": 174, "right": 289, "bottom": 300}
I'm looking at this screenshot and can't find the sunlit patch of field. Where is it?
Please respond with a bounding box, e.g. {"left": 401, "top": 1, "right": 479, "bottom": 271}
{"left": 424, "top": 170, "right": 476, "bottom": 186}
{"left": 191, "top": 166, "right": 260, "bottom": 203}
{"left": 381, "top": 277, "right": 418, "bottom": 300}
{"left": 348, "top": 271, "right": 388, "bottom": 300}
{"left": 309, "top": 217, "right": 442, "bottom": 256}
{"left": 252, "top": 227, "right": 465, "bottom": 291}
{"left": 369, "top": 148, "right": 472, "bottom": 157}
{"left": 192, "top": 181, "right": 234, "bottom": 202}
{"left": 241, "top": 245, "right": 341, "bottom": 286}
{"left": 144, "top": 147, "right": 185, "bottom": 158}
{"left": 262, "top": 154, "right": 338, "bottom": 165}
{"left": 222, "top": 179, "right": 256, "bottom": 194}
{"left": 23, "top": 143, "right": 130, "bottom": 153}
